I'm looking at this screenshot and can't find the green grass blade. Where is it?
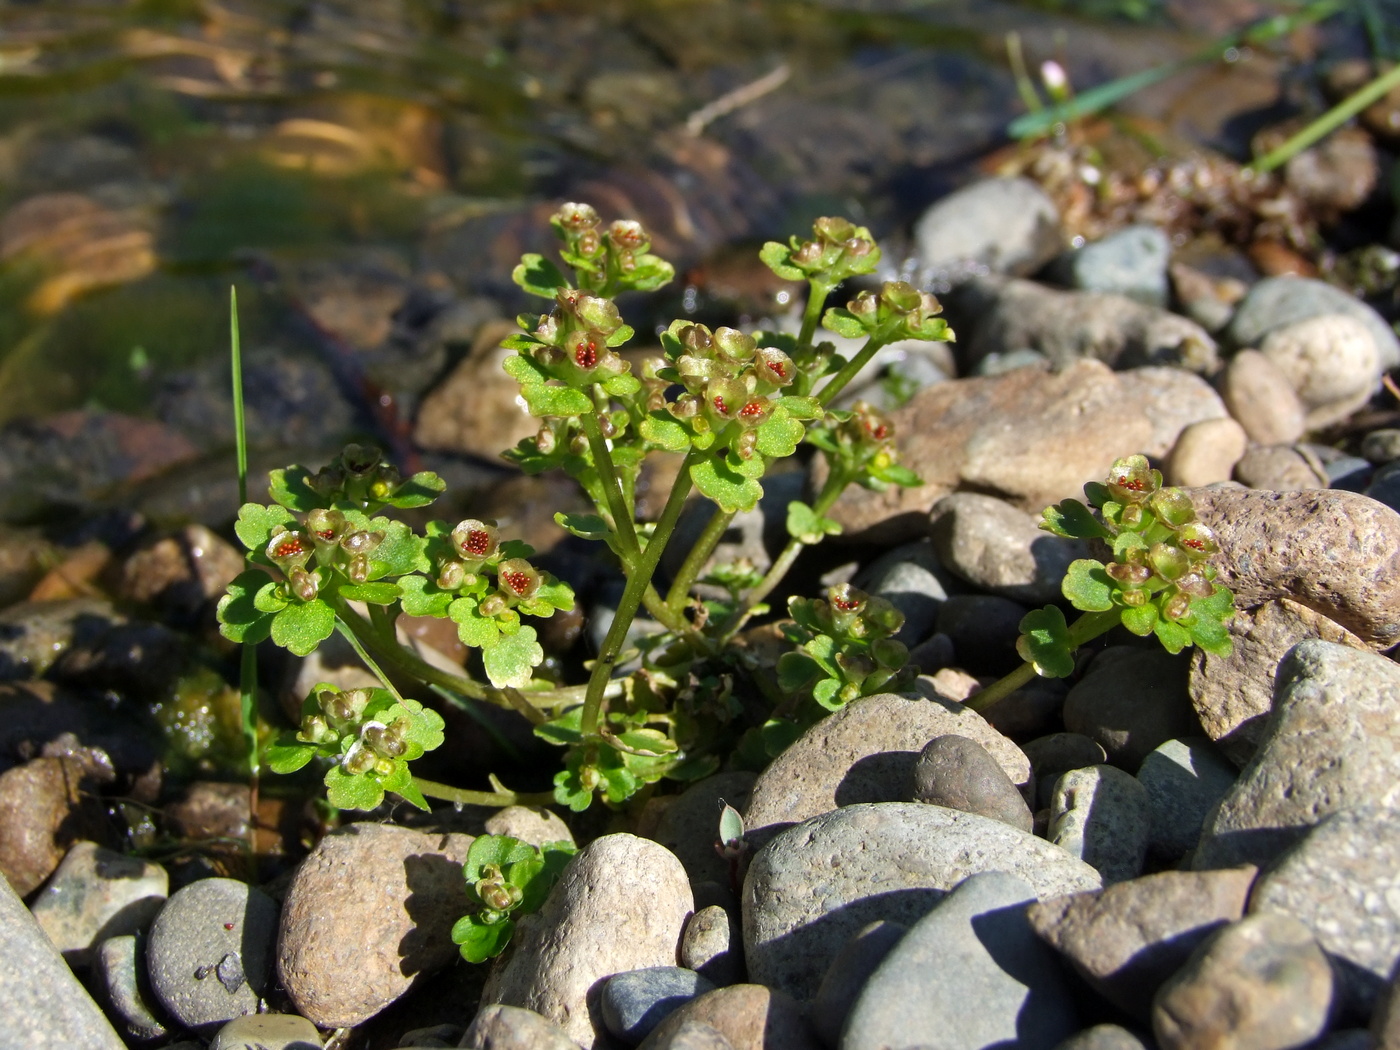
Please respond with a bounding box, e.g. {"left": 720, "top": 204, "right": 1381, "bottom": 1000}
{"left": 230, "top": 286, "right": 248, "bottom": 506}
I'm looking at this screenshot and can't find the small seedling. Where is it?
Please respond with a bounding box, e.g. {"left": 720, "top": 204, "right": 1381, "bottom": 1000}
{"left": 451, "top": 835, "right": 577, "bottom": 962}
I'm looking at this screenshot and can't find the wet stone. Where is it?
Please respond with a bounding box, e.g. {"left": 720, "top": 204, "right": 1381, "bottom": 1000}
{"left": 29, "top": 840, "right": 167, "bottom": 969}
{"left": 146, "top": 877, "right": 280, "bottom": 1034}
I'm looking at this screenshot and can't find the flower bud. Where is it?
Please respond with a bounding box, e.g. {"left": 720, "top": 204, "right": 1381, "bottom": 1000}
{"left": 578, "top": 764, "right": 601, "bottom": 792}
{"left": 289, "top": 567, "right": 319, "bottom": 602}
{"left": 574, "top": 294, "right": 622, "bottom": 333}
{"left": 342, "top": 530, "right": 384, "bottom": 556}
{"left": 755, "top": 346, "right": 794, "bottom": 388}
{"left": 1148, "top": 542, "right": 1190, "bottom": 581}
{"left": 534, "top": 424, "right": 557, "bottom": 455}
{"left": 437, "top": 560, "right": 466, "bottom": 591}
{"left": 814, "top": 216, "right": 857, "bottom": 243}
{"left": 554, "top": 202, "right": 599, "bottom": 231}
{"left": 1120, "top": 587, "right": 1148, "bottom": 607}
{"left": 608, "top": 219, "right": 647, "bottom": 251}
{"left": 341, "top": 740, "right": 377, "bottom": 775}
{"left": 1162, "top": 590, "right": 1191, "bottom": 621}
{"left": 497, "top": 558, "right": 542, "bottom": 600}
{"left": 321, "top": 686, "right": 370, "bottom": 724}
{"left": 827, "top": 582, "right": 867, "bottom": 615}
{"left": 736, "top": 397, "right": 771, "bottom": 428}
{"left": 1106, "top": 561, "right": 1152, "bottom": 587}
{"left": 837, "top": 651, "right": 875, "bottom": 681}
{"left": 479, "top": 594, "right": 508, "bottom": 617}
{"left": 341, "top": 443, "right": 382, "bottom": 479}
{"left": 597, "top": 412, "right": 620, "bottom": 439}
{"left": 346, "top": 553, "right": 370, "bottom": 584}
{"left": 363, "top": 719, "right": 408, "bottom": 758}
{"left": 713, "top": 327, "right": 756, "bottom": 364}
{"left": 862, "top": 594, "right": 905, "bottom": 635}
{"left": 871, "top": 637, "right": 908, "bottom": 670}
{"left": 1149, "top": 487, "right": 1196, "bottom": 528}
{"left": 306, "top": 509, "right": 348, "bottom": 558}
{"left": 576, "top": 227, "right": 602, "bottom": 257}
{"left": 1177, "top": 523, "right": 1219, "bottom": 559}
{"left": 880, "top": 280, "right": 922, "bottom": 313}
{"left": 791, "top": 240, "right": 823, "bottom": 268}
{"left": 1177, "top": 571, "right": 1214, "bottom": 600}
{"left": 451, "top": 519, "right": 500, "bottom": 565}
{"left": 707, "top": 377, "right": 745, "bottom": 420}
{"left": 369, "top": 463, "right": 401, "bottom": 501}
{"left": 266, "top": 528, "right": 313, "bottom": 573}
{"left": 847, "top": 291, "right": 879, "bottom": 322}
{"left": 679, "top": 323, "right": 714, "bottom": 355}
{"left": 1105, "top": 455, "right": 1159, "bottom": 504}
{"left": 733, "top": 428, "right": 758, "bottom": 460}
{"left": 298, "top": 714, "right": 334, "bottom": 744}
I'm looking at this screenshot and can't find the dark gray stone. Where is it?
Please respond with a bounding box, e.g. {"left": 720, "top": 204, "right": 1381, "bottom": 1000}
{"left": 1063, "top": 648, "right": 1198, "bottom": 770}
{"left": 912, "top": 734, "right": 1034, "bottom": 832}
{"left": 809, "top": 920, "right": 906, "bottom": 1049}
{"left": 1052, "top": 1025, "right": 1154, "bottom": 1050}
{"left": 1053, "top": 225, "right": 1171, "bottom": 306}
{"left": 1136, "top": 739, "right": 1237, "bottom": 862}
{"left": 601, "top": 968, "right": 715, "bottom": 1046}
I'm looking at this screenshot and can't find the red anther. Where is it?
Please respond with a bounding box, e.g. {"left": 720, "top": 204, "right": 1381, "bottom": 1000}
{"left": 866, "top": 422, "right": 889, "bottom": 440}
{"left": 575, "top": 340, "right": 599, "bottom": 368}
{"left": 739, "top": 400, "right": 766, "bottom": 419}
{"left": 771, "top": 361, "right": 787, "bottom": 379}
{"left": 502, "top": 570, "right": 532, "bottom": 595}
{"left": 461, "top": 530, "right": 492, "bottom": 557}
{"left": 1183, "top": 538, "right": 1206, "bottom": 551}
{"left": 713, "top": 396, "right": 728, "bottom": 414}
{"left": 271, "top": 537, "right": 306, "bottom": 559}
{"left": 315, "top": 529, "right": 336, "bottom": 541}
{"left": 832, "top": 595, "right": 861, "bottom": 612}
{"left": 1116, "top": 475, "right": 1147, "bottom": 492}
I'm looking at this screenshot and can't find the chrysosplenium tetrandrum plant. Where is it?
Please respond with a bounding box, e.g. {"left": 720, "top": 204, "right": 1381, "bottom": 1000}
{"left": 218, "top": 203, "right": 953, "bottom": 817}
{"left": 969, "top": 455, "right": 1236, "bottom": 713}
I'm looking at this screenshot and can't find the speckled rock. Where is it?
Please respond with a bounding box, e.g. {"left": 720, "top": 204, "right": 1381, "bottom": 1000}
{"left": 844, "top": 871, "right": 1079, "bottom": 1050}
{"left": 1249, "top": 805, "right": 1400, "bottom": 1013}
{"left": 0, "top": 870, "right": 128, "bottom": 1049}
{"left": 1195, "top": 641, "right": 1400, "bottom": 871}
{"left": 484, "top": 806, "right": 575, "bottom": 849}
{"left": 741, "top": 692, "right": 1030, "bottom": 858}
{"left": 1232, "top": 444, "right": 1329, "bottom": 490}
{"left": 1226, "top": 274, "right": 1400, "bottom": 371}
{"left": 1136, "top": 738, "right": 1238, "bottom": 862}
{"left": 206, "top": 1012, "right": 322, "bottom": 1050}
{"left": 94, "top": 934, "right": 169, "bottom": 1041}
{"left": 1062, "top": 648, "right": 1199, "bottom": 770}
{"left": 809, "top": 920, "right": 906, "bottom": 1048}
{"left": 460, "top": 1004, "right": 582, "bottom": 1050}
{"left": 1028, "top": 866, "right": 1256, "bottom": 1021}
{"left": 1048, "top": 765, "right": 1151, "bottom": 884}
{"left": 29, "top": 840, "right": 167, "bottom": 968}
{"left": 147, "top": 877, "right": 280, "bottom": 1034}
{"left": 1258, "top": 313, "right": 1381, "bottom": 429}
{"left": 1188, "top": 598, "right": 1367, "bottom": 764}
{"left": 818, "top": 359, "right": 1226, "bottom": 544}
{"left": 635, "top": 984, "right": 816, "bottom": 1050}
{"left": 913, "top": 733, "right": 1034, "bottom": 832}
{"left": 1151, "top": 913, "right": 1334, "bottom": 1050}
{"left": 680, "top": 905, "right": 742, "bottom": 986}
{"left": 927, "top": 492, "right": 1088, "bottom": 605}
{"left": 1163, "top": 417, "right": 1248, "bottom": 487}
{"left": 278, "top": 823, "right": 474, "bottom": 1029}
{"left": 1052, "top": 1025, "right": 1154, "bottom": 1050}
{"left": 933, "top": 593, "right": 1028, "bottom": 676}
{"left": 481, "top": 834, "right": 693, "bottom": 1048}
{"left": 743, "top": 803, "right": 1102, "bottom": 1000}
{"left": 1219, "top": 349, "right": 1307, "bottom": 446}
{"left": 1186, "top": 487, "right": 1400, "bottom": 650}
{"left": 912, "top": 177, "right": 1063, "bottom": 283}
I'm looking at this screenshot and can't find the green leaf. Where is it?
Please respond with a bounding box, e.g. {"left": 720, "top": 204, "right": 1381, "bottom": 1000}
{"left": 602, "top": 373, "right": 641, "bottom": 397}
{"left": 483, "top": 626, "right": 543, "bottom": 688}
{"left": 1153, "top": 617, "right": 1192, "bottom": 654}
{"left": 754, "top": 406, "right": 806, "bottom": 459}
{"left": 450, "top": 596, "right": 502, "bottom": 649}
{"left": 760, "top": 717, "right": 803, "bottom": 757}
{"left": 218, "top": 569, "right": 278, "bottom": 642}
{"left": 453, "top": 914, "right": 516, "bottom": 963}
{"left": 398, "top": 698, "right": 446, "bottom": 753}
{"left": 1015, "top": 605, "right": 1076, "bottom": 678}
{"left": 553, "top": 767, "right": 593, "bottom": 812}
{"left": 802, "top": 633, "right": 841, "bottom": 676}
{"left": 252, "top": 578, "right": 290, "bottom": 614}
{"left": 271, "top": 599, "right": 336, "bottom": 657}
{"left": 1113, "top": 531, "right": 1149, "bottom": 560}
{"left": 1120, "top": 601, "right": 1159, "bottom": 636}
{"left": 604, "top": 325, "right": 635, "bottom": 348}
{"left": 776, "top": 650, "right": 821, "bottom": 693}
{"left": 519, "top": 382, "right": 594, "bottom": 418}
{"left": 1040, "top": 498, "right": 1111, "bottom": 540}
{"left": 777, "top": 396, "right": 821, "bottom": 420}
{"left": 512, "top": 253, "right": 569, "bottom": 298}
{"left": 822, "top": 308, "right": 868, "bottom": 339}
{"left": 397, "top": 575, "right": 454, "bottom": 617}
{"left": 338, "top": 581, "right": 401, "bottom": 604}
{"left": 871, "top": 463, "right": 922, "bottom": 488}
{"left": 639, "top": 413, "right": 691, "bottom": 452}
{"left": 363, "top": 519, "right": 430, "bottom": 578}
{"left": 535, "top": 706, "right": 583, "bottom": 746}
{"left": 265, "top": 736, "right": 316, "bottom": 774}
{"left": 624, "top": 256, "right": 675, "bottom": 291}
{"left": 690, "top": 456, "right": 763, "bottom": 513}
{"left": 612, "top": 728, "right": 677, "bottom": 755}
{"left": 786, "top": 500, "right": 840, "bottom": 544}
{"left": 759, "top": 241, "right": 804, "bottom": 281}
{"left": 267, "top": 468, "right": 322, "bottom": 512}
{"left": 1062, "top": 559, "right": 1115, "bottom": 612}
{"left": 235, "top": 503, "right": 297, "bottom": 555}
{"left": 555, "top": 512, "right": 611, "bottom": 540}
{"left": 382, "top": 471, "right": 447, "bottom": 509}
{"left": 812, "top": 676, "right": 843, "bottom": 710}
{"left": 324, "top": 765, "right": 385, "bottom": 810}
{"left": 518, "top": 843, "right": 575, "bottom": 912}
{"left": 523, "top": 576, "right": 575, "bottom": 614}
{"left": 465, "top": 834, "right": 540, "bottom": 882}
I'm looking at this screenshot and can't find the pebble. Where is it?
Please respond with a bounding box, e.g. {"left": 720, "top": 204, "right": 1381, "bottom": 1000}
{"left": 1187, "top": 598, "right": 1366, "bottom": 764}
{"left": 1136, "top": 738, "right": 1238, "bottom": 862}
{"left": 740, "top": 692, "right": 1030, "bottom": 858}
{"left": 635, "top": 984, "right": 816, "bottom": 1050}
{"left": 1195, "top": 640, "right": 1400, "bottom": 871}
{"left": 1249, "top": 805, "right": 1400, "bottom": 1014}
{"left": 164, "top": 781, "right": 253, "bottom": 842}
{"left": 1283, "top": 124, "right": 1379, "bottom": 213}
{"left": 644, "top": 1020, "right": 734, "bottom": 1050}
{"left": 28, "top": 839, "right": 167, "bottom": 968}
{"left": 912, "top": 734, "right": 1034, "bottom": 832}
{"left": 742, "top": 802, "right": 1101, "bottom": 1000}
{"left": 1048, "top": 765, "right": 1151, "bottom": 884}
{"left": 481, "top": 834, "right": 693, "bottom": 1049}
{"left": 851, "top": 540, "right": 952, "bottom": 646}
{"left": 94, "top": 934, "right": 169, "bottom": 1041}
{"left": 1232, "top": 444, "right": 1329, "bottom": 490}
{"left": 278, "top": 823, "right": 474, "bottom": 1029}
{"left": 460, "top": 1004, "right": 582, "bottom": 1050}
{"left": 809, "top": 920, "right": 906, "bottom": 1048}
{"left": 1061, "top": 647, "right": 1199, "bottom": 770}
{"left": 933, "top": 593, "right": 1027, "bottom": 676}
{"left": 484, "top": 805, "right": 576, "bottom": 849}
{"left": 1367, "top": 462, "right": 1400, "bottom": 515}
{"left": 146, "top": 877, "right": 280, "bottom": 1033}
{"left": 0, "top": 754, "right": 110, "bottom": 896}
{"left": 843, "top": 871, "right": 1079, "bottom": 1050}
{"left": 1185, "top": 487, "right": 1400, "bottom": 649}
{"left": 1021, "top": 733, "right": 1108, "bottom": 795}
{"left": 1162, "top": 417, "right": 1248, "bottom": 487}
{"left": 927, "top": 492, "right": 1087, "bottom": 605}
{"left": 651, "top": 771, "right": 757, "bottom": 888}
{"left": 0, "top": 870, "right": 128, "bottom": 1049}
{"left": 912, "top": 176, "right": 1064, "bottom": 283}
{"left": 1362, "top": 429, "right": 1400, "bottom": 465}
{"left": 1219, "top": 349, "right": 1307, "bottom": 446}
{"left": 947, "top": 276, "right": 1218, "bottom": 373}
{"left": 680, "top": 905, "right": 742, "bottom": 986}
{"left": 1051, "top": 1025, "right": 1153, "bottom": 1050}
{"left": 1374, "top": 960, "right": 1400, "bottom": 1049}
{"left": 1151, "top": 913, "right": 1334, "bottom": 1050}
{"left": 1226, "top": 274, "right": 1400, "bottom": 370}
{"left": 1051, "top": 224, "right": 1171, "bottom": 306}
{"left": 818, "top": 358, "right": 1226, "bottom": 544}
{"left": 1027, "top": 866, "right": 1256, "bottom": 1021}
{"left": 601, "top": 967, "right": 716, "bottom": 1045}
{"left": 1258, "top": 313, "right": 1381, "bottom": 429}
{"left": 207, "top": 1013, "right": 323, "bottom": 1050}
{"left": 413, "top": 318, "right": 539, "bottom": 459}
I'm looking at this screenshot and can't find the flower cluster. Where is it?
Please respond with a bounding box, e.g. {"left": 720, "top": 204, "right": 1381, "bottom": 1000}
{"left": 777, "top": 583, "right": 912, "bottom": 713}
{"left": 264, "top": 510, "right": 386, "bottom": 602}
{"left": 824, "top": 280, "right": 951, "bottom": 344}
{"left": 761, "top": 215, "right": 882, "bottom": 285}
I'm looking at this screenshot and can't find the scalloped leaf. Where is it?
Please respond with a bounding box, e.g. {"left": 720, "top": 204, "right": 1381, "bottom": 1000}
{"left": 450, "top": 596, "right": 502, "bottom": 649}
{"left": 1153, "top": 617, "right": 1192, "bottom": 654}
{"left": 1120, "top": 601, "right": 1159, "bottom": 636}
{"left": 382, "top": 471, "right": 446, "bottom": 509}
{"left": 234, "top": 503, "right": 297, "bottom": 555}
{"left": 323, "top": 765, "right": 385, "bottom": 811}
{"left": 338, "top": 581, "right": 401, "bottom": 604}
{"left": 1062, "top": 559, "right": 1115, "bottom": 612}
{"left": 270, "top": 599, "right": 336, "bottom": 656}
{"left": 754, "top": 405, "right": 806, "bottom": 459}
{"left": 364, "top": 519, "right": 430, "bottom": 578}
{"left": 777, "top": 396, "right": 821, "bottom": 420}
{"left": 482, "top": 625, "right": 543, "bottom": 688}
{"left": 640, "top": 412, "right": 692, "bottom": 452}
{"left": 534, "top": 706, "right": 584, "bottom": 746}
{"left": 555, "top": 512, "right": 611, "bottom": 540}
{"left": 218, "top": 569, "right": 279, "bottom": 641}
{"left": 602, "top": 373, "right": 641, "bottom": 397}
{"left": 453, "top": 914, "right": 516, "bottom": 963}
{"left": 776, "top": 651, "right": 821, "bottom": 693}
{"left": 520, "top": 382, "right": 593, "bottom": 418}
{"left": 690, "top": 457, "right": 762, "bottom": 513}
{"left": 398, "top": 698, "right": 446, "bottom": 753}
{"left": 812, "top": 676, "right": 843, "bottom": 710}
{"left": 1015, "top": 605, "right": 1075, "bottom": 678}
{"left": 604, "top": 325, "right": 635, "bottom": 348}
{"left": 759, "top": 241, "right": 804, "bottom": 281}
{"left": 625, "top": 256, "right": 675, "bottom": 291}
{"left": 512, "top": 253, "right": 569, "bottom": 298}
{"left": 465, "top": 834, "right": 540, "bottom": 882}
{"left": 267, "top": 467, "right": 322, "bottom": 512}
{"left": 822, "top": 308, "right": 868, "bottom": 339}
{"left": 264, "top": 736, "right": 317, "bottom": 774}
{"left": 1113, "top": 531, "right": 1149, "bottom": 560}
{"left": 397, "top": 575, "right": 454, "bottom": 617}
{"left": 1040, "top": 498, "right": 1111, "bottom": 540}
{"left": 786, "top": 500, "right": 840, "bottom": 544}
{"left": 391, "top": 772, "right": 430, "bottom": 811}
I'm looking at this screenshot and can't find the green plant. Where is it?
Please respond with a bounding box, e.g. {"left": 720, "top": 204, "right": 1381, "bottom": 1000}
{"left": 451, "top": 835, "right": 577, "bottom": 962}
{"left": 219, "top": 204, "right": 953, "bottom": 816}
{"left": 968, "top": 455, "right": 1236, "bottom": 713}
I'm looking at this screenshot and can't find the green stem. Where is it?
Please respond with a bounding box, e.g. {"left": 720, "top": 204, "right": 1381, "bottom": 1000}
{"left": 665, "top": 503, "right": 735, "bottom": 612}
{"left": 1250, "top": 60, "right": 1400, "bottom": 172}
{"left": 797, "top": 278, "right": 834, "bottom": 354}
{"left": 965, "top": 607, "right": 1122, "bottom": 714}
{"left": 581, "top": 447, "right": 701, "bottom": 736}
{"left": 816, "top": 336, "right": 888, "bottom": 407}
{"left": 412, "top": 776, "right": 555, "bottom": 808}
{"left": 718, "top": 463, "right": 852, "bottom": 644}
{"left": 579, "top": 406, "right": 641, "bottom": 560}
{"left": 330, "top": 595, "right": 491, "bottom": 703}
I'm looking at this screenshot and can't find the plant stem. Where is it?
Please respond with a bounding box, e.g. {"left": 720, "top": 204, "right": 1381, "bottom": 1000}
{"left": 412, "top": 776, "right": 555, "bottom": 808}
{"left": 665, "top": 503, "right": 735, "bottom": 611}
{"left": 965, "top": 607, "right": 1122, "bottom": 714}
{"left": 580, "top": 447, "right": 701, "bottom": 736}
{"left": 330, "top": 595, "right": 489, "bottom": 702}
{"left": 579, "top": 407, "right": 641, "bottom": 560}
{"left": 816, "top": 336, "right": 888, "bottom": 407}
{"left": 797, "top": 278, "right": 834, "bottom": 354}
{"left": 1250, "top": 60, "right": 1400, "bottom": 173}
